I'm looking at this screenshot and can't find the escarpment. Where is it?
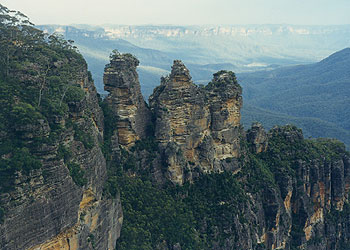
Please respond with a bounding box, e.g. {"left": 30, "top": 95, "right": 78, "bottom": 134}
{"left": 0, "top": 68, "right": 122, "bottom": 250}
{"left": 260, "top": 126, "right": 350, "bottom": 250}
{"left": 0, "top": 67, "right": 122, "bottom": 249}
{"left": 0, "top": 16, "right": 122, "bottom": 249}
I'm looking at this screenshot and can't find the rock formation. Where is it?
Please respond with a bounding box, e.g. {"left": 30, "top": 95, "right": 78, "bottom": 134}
{"left": 107, "top": 57, "right": 350, "bottom": 249}
{"left": 104, "top": 52, "right": 151, "bottom": 148}
{"left": 247, "top": 122, "right": 268, "bottom": 153}
{"left": 149, "top": 61, "right": 242, "bottom": 184}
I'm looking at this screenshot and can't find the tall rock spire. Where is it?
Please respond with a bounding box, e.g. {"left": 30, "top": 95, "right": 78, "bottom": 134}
{"left": 104, "top": 52, "right": 151, "bottom": 148}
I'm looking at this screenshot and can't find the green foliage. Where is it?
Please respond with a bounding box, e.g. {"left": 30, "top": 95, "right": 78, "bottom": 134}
{"left": 182, "top": 172, "right": 247, "bottom": 245}
{"left": 115, "top": 176, "right": 201, "bottom": 250}
{"left": 0, "top": 5, "right": 91, "bottom": 194}
{"left": 244, "top": 154, "right": 277, "bottom": 191}
{"left": 205, "top": 70, "right": 240, "bottom": 91}
{"left": 0, "top": 146, "right": 42, "bottom": 192}
{"left": 109, "top": 49, "right": 121, "bottom": 60}
{"left": 132, "top": 137, "right": 158, "bottom": 153}
{"left": 112, "top": 169, "right": 248, "bottom": 249}
{"left": 67, "top": 162, "right": 87, "bottom": 187}
{"left": 0, "top": 5, "right": 87, "bottom": 117}
{"left": 73, "top": 124, "right": 94, "bottom": 149}
{"left": 57, "top": 144, "right": 72, "bottom": 162}
{"left": 64, "top": 85, "right": 85, "bottom": 103}
{"left": 108, "top": 141, "right": 249, "bottom": 249}
{"left": 88, "top": 234, "right": 96, "bottom": 249}
{"left": 99, "top": 100, "right": 117, "bottom": 159}
{"left": 10, "top": 102, "right": 44, "bottom": 126}
{"left": 0, "top": 207, "right": 4, "bottom": 223}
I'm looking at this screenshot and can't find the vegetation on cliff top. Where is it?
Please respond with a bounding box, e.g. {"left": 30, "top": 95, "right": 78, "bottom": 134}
{"left": 0, "top": 5, "right": 91, "bottom": 194}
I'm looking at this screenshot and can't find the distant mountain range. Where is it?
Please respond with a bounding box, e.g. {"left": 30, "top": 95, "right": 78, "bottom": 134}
{"left": 239, "top": 48, "right": 350, "bottom": 146}
{"left": 37, "top": 25, "right": 350, "bottom": 146}
{"left": 38, "top": 24, "right": 350, "bottom": 94}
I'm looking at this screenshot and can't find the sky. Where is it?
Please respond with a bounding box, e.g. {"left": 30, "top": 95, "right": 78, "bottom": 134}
{"left": 1, "top": 0, "right": 350, "bottom": 26}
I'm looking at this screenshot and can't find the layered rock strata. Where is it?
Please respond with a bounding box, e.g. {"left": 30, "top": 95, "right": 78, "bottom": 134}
{"left": 257, "top": 126, "right": 350, "bottom": 250}
{"left": 104, "top": 52, "right": 151, "bottom": 148}
{"left": 247, "top": 122, "right": 268, "bottom": 153}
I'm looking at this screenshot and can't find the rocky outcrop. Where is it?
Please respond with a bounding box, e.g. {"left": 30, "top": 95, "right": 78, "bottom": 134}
{"left": 101, "top": 56, "right": 350, "bottom": 249}
{"left": 247, "top": 122, "right": 268, "bottom": 153}
{"left": 205, "top": 70, "right": 242, "bottom": 160}
{"left": 104, "top": 52, "right": 151, "bottom": 148}
{"left": 261, "top": 126, "right": 350, "bottom": 250}
{"left": 149, "top": 61, "right": 242, "bottom": 184}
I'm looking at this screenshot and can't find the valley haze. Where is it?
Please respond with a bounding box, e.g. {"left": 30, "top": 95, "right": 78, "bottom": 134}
{"left": 37, "top": 24, "right": 350, "bottom": 148}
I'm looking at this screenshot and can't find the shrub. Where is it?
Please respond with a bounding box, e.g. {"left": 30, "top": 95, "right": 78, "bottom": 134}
{"left": 0, "top": 207, "right": 4, "bottom": 223}
{"left": 67, "top": 162, "right": 87, "bottom": 187}
{"left": 73, "top": 124, "right": 94, "bottom": 149}
{"left": 57, "top": 144, "right": 72, "bottom": 162}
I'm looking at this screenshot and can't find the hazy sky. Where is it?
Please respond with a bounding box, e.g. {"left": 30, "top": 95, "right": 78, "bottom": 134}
{"left": 2, "top": 0, "right": 350, "bottom": 26}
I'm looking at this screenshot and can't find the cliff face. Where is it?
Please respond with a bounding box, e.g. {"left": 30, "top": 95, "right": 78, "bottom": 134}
{"left": 0, "top": 14, "right": 122, "bottom": 248}
{"left": 149, "top": 61, "right": 242, "bottom": 184}
{"left": 261, "top": 127, "right": 350, "bottom": 250}
{"left": 0, "top": 68, "right": 122, "bottom": 250}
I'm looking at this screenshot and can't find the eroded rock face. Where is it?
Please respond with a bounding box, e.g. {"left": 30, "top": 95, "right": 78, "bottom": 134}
{"left": 0, "top": 70, "right": 122, "bottom": 250}
{"left": 263, "top": 126, "right": 350, "bottom": 250}
{"left": 247, "top": 122, "right": 268, "bottom": 153}
{"left": 104, "top": 52, "right": 151, "bottom": 148}
{"left": 205, "top": 70, "right": 243, "bottom": 160}
{"left": 149, "top": 61, "right": 242, "bottom": 184}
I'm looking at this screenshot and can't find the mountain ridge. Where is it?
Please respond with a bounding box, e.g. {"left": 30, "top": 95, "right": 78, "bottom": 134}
{"left": 239, "top": 47, "right": 350, "bottom": 147}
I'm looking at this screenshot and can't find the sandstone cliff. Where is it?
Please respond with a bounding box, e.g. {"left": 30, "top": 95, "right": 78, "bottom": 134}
{"left": 0, "top": 16, "right": 122, "bottom": 249}
{"left": 0, "top": 67, "right": 122, "bottom": 250}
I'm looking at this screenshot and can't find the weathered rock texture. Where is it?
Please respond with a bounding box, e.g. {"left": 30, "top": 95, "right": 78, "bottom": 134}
{"left": 250, "top": 126, "right": 350, "bottom": 250}
{"left": 104, "top": 52, "right": 151, "bottom": 148}
{"left": 0, "top": 69, "right": 122, "bottom": 250}
{"left": 247, "top": 122, "right": 268, "bottom": 153}
{"left": 149, "top": 61, "right": 242, "bottom": 184}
